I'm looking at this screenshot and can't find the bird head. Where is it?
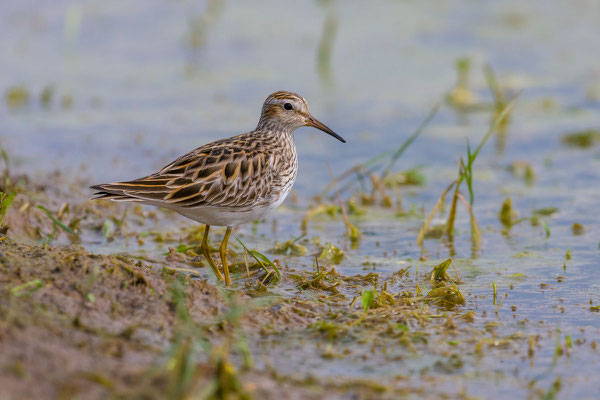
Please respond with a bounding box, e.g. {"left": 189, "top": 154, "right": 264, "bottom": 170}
{"left": 257, "top": 90, "right": 345, "bottom": 143}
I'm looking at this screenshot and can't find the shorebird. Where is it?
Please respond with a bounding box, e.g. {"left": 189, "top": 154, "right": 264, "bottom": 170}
{"left": 91, "top": 91, "right": 345, "bottom": 285}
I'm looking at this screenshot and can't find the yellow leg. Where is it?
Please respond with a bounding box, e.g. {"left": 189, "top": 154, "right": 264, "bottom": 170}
{"left": 201, "top": 225, "right": 224, "bottom": 282}
{"left": 219, "top": 226, "right": 232, "bottom": 286}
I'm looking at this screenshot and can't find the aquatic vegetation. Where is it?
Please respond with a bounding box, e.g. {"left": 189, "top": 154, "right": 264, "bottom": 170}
{"left": 446, "top": 57, "right": 477, "bottom": 108}
{"left": 429, "top": 259, "right": 458, "bottom": 285}
{"left": 484, "top": 63, "right": 512, "bottom": 129}
{"left": 418, "top": 95, "right": 517, "bottom": 247}
{"left": 301, "top": 203, "right": 338, "bottom": 232}
{"left": 291, "top": 256, "right": 341, "bottom": 294}
{"left": 319, "top": 103, "right": 438, "bottom": 205}
{"left": 5, "top": 85, "right": 29, "bottom": 108}
{"left": 235, "top": 236, "right": 280, "bottom": 283}
{"left": 499, "top": 197, "right": 518, "bottom": 227}
{"left": 310, "top": 320, "right": 348, "bottom": 340}
{"left": 3, "top": 5, "right": 600, "bottom": 396}
{"left": 561, "top": 129, "right": 600, "bottom": 148}
{"left": 318, "top": 243, "right": 344, "bottom": 265}
{"left": 509, "top": 161, "right": 536, "bottom": 184}
{"left": 269, "top": 236, "right": 308, "bottom": 256}
{"left": 571, "top": 223, "right": 585, "bottom": 235}
{"left": 39, "top": 85, "right": 55, "bottom": 108}
{"left": 532, "top": 207, "right": 558, "bottom": 217}
{"left": 361, "top": 289, "right": 374, "bottom": 312}
{"left": 316, "top": 10, "right": 337, "bottom": 86}
{"left": 380, "top": 105, "right": 439, "bottom": 180}
{"left": 382, "top": 168, "right": 426, "bottom": 188}
{"left": 345, "top": 198, "right": 366, "bottom": 216}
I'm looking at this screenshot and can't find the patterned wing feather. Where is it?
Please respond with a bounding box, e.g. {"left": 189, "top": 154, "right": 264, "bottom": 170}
{"left": 90, "top": 133, "right": 276, "bottom": 209}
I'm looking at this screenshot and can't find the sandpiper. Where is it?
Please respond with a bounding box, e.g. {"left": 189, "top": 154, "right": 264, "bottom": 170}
{"left": 91, "top": 91, "right": 345, "bottom": 285}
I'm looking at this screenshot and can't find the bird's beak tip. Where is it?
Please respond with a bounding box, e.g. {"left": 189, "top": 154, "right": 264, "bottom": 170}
{"left": 306, "top": 116, "right": 346, "bottom": 143}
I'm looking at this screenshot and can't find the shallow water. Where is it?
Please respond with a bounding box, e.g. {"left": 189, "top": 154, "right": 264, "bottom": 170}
{"left": 2, "top": 0, "right": 600, "bottom": 397}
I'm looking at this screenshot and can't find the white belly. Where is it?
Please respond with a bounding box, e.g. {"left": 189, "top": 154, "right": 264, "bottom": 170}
{"left": 144, "top": 180, "right": 295, "bottom": 227}
{"left": 175, "top": 202, "right": 278, "bottom": 226}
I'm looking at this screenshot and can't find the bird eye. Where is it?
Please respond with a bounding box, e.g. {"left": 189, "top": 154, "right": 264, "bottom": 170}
{"left": 283, "top": 102, "right": 293, "bottom": 111}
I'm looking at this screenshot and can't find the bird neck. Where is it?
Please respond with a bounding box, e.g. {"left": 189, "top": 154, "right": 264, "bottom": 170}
{"left": 255, "top": 119, "right": 296, "bottom": 138}
{"left": 256, "top": 115, "right": 296, "bottom": 136}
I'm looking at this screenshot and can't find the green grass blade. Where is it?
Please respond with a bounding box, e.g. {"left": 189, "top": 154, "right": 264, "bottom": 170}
{"left": 461, "top": 94, "right": 519, "bottom": 183}
{"left": 235, "top": 236, "right": 280, "bottom": 280}
{"left": 465, "top": 140, "right": 474, "bottom": 205}
{"left": 0, "top": 192, "right": 16, "bottom": 226}
{"left": 36, "top": 205, "right": 75, "bottom": 234}
{"left": 11, "top": 279, "right": 43, "bottom": 297}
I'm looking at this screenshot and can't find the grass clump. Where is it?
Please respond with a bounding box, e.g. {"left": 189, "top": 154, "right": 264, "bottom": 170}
{"left": 291, "top": 258, "right": 341, "bottom": 294}
{"left": 426, "top": 284, "right": 465, "bottom": 309}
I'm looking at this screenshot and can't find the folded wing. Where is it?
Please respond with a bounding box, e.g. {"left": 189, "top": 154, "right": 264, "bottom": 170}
{"left": 91, "top": 140, "right": 274, "bottom": 209}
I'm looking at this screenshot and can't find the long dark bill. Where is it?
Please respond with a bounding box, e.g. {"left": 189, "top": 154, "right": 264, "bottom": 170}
{"left": 306, "top": 116, "right": 346, "bottom": 143}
